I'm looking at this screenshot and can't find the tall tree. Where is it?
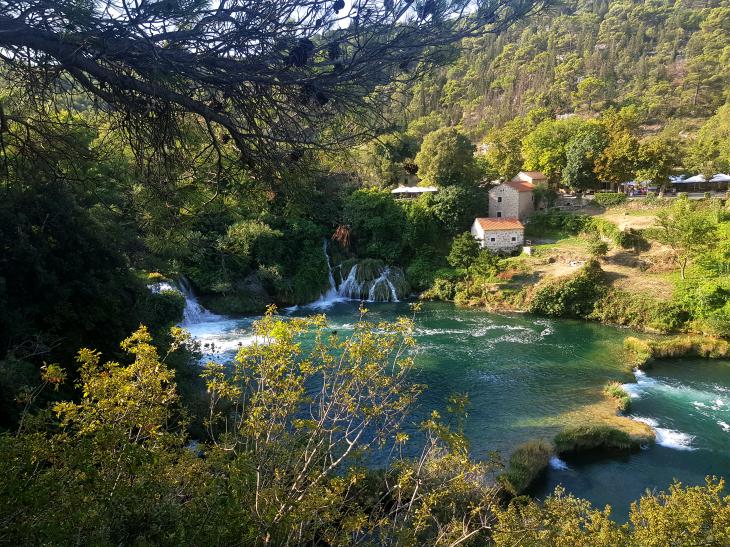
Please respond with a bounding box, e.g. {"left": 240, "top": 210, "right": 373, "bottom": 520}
{"left": 654, "top": 196, "right": 717, "bottom": 280}
{"left": 415, "top": 127, "right": 482, "bottom": 187}
{"left": 635, "top": 136, "right": 680, "bottom": 194}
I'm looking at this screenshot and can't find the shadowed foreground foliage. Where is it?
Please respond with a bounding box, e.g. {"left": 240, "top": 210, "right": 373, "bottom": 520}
{"left": 0, "top": 311, "right": 729, "bottom": 545}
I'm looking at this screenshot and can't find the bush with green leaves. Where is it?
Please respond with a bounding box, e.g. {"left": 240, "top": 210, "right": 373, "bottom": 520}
{"left": 525, "top": 212, "right": 591, "bottom": 238}
{"left": 593, "top": 192, "right": 627, "bottom": 208}
{"left": 528, "top": 259, "right": 607, "bottom": 318}
{"left": 343, "top": 188, "right": 406, "bottom": 263}
{"left": 406, "top": 252, "right": 446, "bottom": 291}
{"left": 590, "top": 289, "right": 689, "bottom": 333}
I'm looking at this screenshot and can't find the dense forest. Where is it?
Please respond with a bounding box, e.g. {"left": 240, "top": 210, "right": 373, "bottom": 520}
{"left": 407, "top": 0, "right": 730, "bottom": 132}
{"left": 2, "top": 0, "right": 730, "bottom": 544}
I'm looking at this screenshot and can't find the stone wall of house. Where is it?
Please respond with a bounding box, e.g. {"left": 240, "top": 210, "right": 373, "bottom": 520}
{"left": 518, "top": 192, "right": 536, "bottom": 218}
{"left": 488, "top": 185, "right": 520, "bottom": 218}
{"left": 484, "top": 229, "right": 524, "bottom": 252}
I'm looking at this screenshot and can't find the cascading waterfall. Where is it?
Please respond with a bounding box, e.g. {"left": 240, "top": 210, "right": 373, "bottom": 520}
{"left": 308, "top": 242, "right": 406, "bottom": 307}
{"left": 148, "top": 277, "right": 220, "bottom": 326}
{"left": 368, "top": 267, "right": 400, "bottom": 302}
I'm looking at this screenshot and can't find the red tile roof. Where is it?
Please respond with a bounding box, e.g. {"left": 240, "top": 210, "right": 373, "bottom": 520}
{"left": 476, "top": 218, "right": 524, "bottom": 231}
{"left": 520, "top": 171, "right": 547, "bottom": 180}
{"left": 506, "top": 180, "right": 536, "bottom": 192}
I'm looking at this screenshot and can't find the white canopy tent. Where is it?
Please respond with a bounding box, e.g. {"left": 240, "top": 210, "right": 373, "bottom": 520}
{"left": 682, "top": 174, "right": 707, "bottom": 183}
{"left": 710, "top": 173, "right": 730, "bottom": 183}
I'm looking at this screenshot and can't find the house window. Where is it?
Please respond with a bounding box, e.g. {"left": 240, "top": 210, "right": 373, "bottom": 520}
{"left": 497, "top": 211, "right": 502, "bottom": 217}
{"left": 490, "top": 237, "right": 496, "bottom": 242}
{"left": 497, "top": 196, "right": 502, "bottom": 203}
{"left": 511, "top": 237, "right": 516, "bottom": 242}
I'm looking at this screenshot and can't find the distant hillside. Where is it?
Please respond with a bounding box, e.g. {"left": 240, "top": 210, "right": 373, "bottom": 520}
{"left": 404, "top": 0, "right": 730, "bottom": 138}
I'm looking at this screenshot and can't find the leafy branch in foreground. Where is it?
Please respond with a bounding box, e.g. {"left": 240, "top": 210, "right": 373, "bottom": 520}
{"left": 2, "top": 312, "right": 730, "bottom": 545}
{"left": 0, "top": 0, "right": 549, "bottom": 176}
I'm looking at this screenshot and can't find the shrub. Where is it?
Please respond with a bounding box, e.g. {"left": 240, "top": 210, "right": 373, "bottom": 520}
{"left": 587, "top": 236, "right": 609, "bottom": 258}
{"left": 528, "top": 259, "right": 606, "bottom": 318}
{"left": 406, "top": 253, "right": 445, "bottom": 291}
{"left": 593, "top": 192, "right": 627, "bottom": 208}
{"left": 525, "top": 212, "right": 591, "bottom": 238}
{"left": 604, "top": 381, "right": 631, "bottom": 413}
{"left": 421, "top": 276, "right": 458, "bottom": 301}
{"left": 624, "top": 337, "right": 653, "bottom": 368}
{"left": 554, "top": 424, "right": 644, "bottom": 454}
{"left": 590, "top": 289, "right": 689, "bottom": 333}
{"left": 500, "top": 440, "right": 554, "bottom": 496}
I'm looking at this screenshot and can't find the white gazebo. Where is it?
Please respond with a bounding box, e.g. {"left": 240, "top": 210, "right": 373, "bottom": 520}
{"left": 683, "top": 174, "right": 707, "bottom": 184}
{"left": 390, "top": 186, "right": 438, "bottom": 200}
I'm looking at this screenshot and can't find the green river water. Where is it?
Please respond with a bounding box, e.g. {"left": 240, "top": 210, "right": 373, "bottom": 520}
{"left": 186, "top": 299, "right": 730, "bottom": 521}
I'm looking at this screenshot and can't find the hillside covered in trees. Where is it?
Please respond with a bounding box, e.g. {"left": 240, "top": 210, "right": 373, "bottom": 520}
{"left": 407, "top": 0, "right": 730, "bottom": 134}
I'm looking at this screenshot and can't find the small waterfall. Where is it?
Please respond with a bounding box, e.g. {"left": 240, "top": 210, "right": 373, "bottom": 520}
{"left": 177, "top": 277, "right": 221, "bottom": 325}
{"left": 368, "top": 267, "right": 400, "bottom": 302}
{"left": 338, "top": 264, "right": 363, "bottom": 300}
{"left": 148, "top": 277, "right": 220, "bottom": 326}
{"left": 309, "top": 241, "right": 347, "bottom": 309}
{"left": 306, "top": 242, "right": 408, "bottom": 308}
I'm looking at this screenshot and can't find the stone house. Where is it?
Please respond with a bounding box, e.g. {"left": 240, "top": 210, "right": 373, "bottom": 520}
{"left": 514, "top": 171, "right": 548, "bottom": 186}
{"left": 488, "top": 171, "right": 548, "bottom": 220}
{"left": 470, "top": 218, "right": 525, "bottom": 253}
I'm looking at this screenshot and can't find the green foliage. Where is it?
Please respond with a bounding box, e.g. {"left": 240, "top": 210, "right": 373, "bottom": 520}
{"left": 406, "top": 252, "right": 446, "bottom": 291}
{"left": 494, "top": 486, "right": 625, "bottom": 546}
{"left": 426, "top": 185, "right": 486, "bottom": 236}
{"left": 500, "top": 440, "right": 553, "bottom": 496}
{"left": 592, "top": 192, "right": 627, "bottom": 208}
{"left": 635, "top": 136, "right": 681, "bottom": 189}
{"left": 652, "top": 196, "right": 718, "bottom": 279}
{"left": 587, "top": 234, "right": 609, "bottom": 258}
{"left": 528, "top": 259, "right": 606, "bottom": 318}
{"left": 414, "top": 127, "right": 482, "bottom": 187}
{"left": 522, "top": 117, "right": 590, "bottom": 183}
{"left": 525, "top": 211, "right": 591, "bottom": 238}
{"left": 554, "top": 424, "right": 645, "bottom": 454}
{"left": 562, "top": 123, "right": 608, "bottom": 191}
{"left": 447, "top": 232, "right": 481, "bottom": 271}
{"left": 689, "top": 103, "right": 730, "bottom": 175}
{"left": 604, "top": 381, "right": 631, "bottom": 413}
{"left": 343, "top": 188, "right": 406, "bottom": 262}
{"left": 628, "top": 477, "right": 730, "bottom": 547}
{"left": 591, "top": 290, "right": 689, "bottom": 334}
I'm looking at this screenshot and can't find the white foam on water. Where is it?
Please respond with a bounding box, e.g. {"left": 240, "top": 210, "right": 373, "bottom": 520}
{"left": 549, "top": 456, "right": 569, "bottom": 470}
{"left": 631, "top": 416, "right": 695, "bottom": 451}
{"left": 654, "top": 427, "right": 696, "bottom": 451}
{"left": 718, "top": 421, "right": 730, "bottom": 432}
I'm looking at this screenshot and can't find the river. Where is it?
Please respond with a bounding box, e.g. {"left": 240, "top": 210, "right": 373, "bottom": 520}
{"left": 180, "top": 296, "right": 730, "bottom": 521}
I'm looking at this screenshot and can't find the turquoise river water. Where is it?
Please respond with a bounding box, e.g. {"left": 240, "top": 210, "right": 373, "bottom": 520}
{"left": 184, "top": 298, "right": 730, "bottom": 521}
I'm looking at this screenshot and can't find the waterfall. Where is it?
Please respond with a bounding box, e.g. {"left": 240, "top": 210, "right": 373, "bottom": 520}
{"left": 337, "top": 264, "right": 362, "bottom": 299}
{"left": 177, "top": 277, "right": 221, "bottom": 325}
{"left": 308, "top": 241, "right": 347, "bottom": 309}
{"left": 368, "top": 267, "right": 400, "bottom": 302}
{"left": 148, "top": 277, "right": 220, "bottom": 326}
{"left": 306, "top": 241, "right": 407, "bottom": 308}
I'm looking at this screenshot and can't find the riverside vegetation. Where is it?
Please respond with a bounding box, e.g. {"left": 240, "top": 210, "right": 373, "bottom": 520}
{"left": 3, "top": 0, "right": 730, "bottom": 543}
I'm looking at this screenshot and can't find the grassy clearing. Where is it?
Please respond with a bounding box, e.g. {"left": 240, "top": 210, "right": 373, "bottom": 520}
{"left": 499, "top": 440, "right": 554, "bottom": 496}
